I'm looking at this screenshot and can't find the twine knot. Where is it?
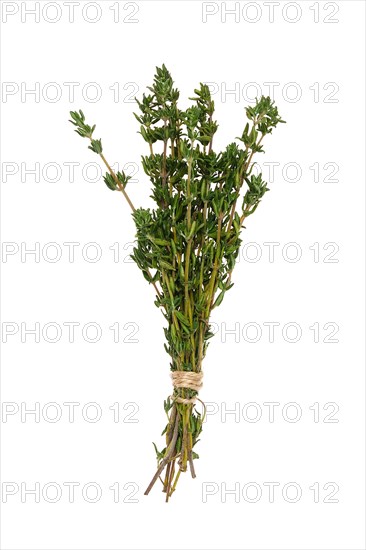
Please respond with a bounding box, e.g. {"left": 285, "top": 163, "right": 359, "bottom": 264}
{"left": 171, "top": 371, "right": 203, "bottom": 404}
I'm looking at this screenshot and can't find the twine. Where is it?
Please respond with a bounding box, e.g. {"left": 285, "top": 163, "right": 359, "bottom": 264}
{"left": 171, "top": 371, "right": 203, "bottom": 404}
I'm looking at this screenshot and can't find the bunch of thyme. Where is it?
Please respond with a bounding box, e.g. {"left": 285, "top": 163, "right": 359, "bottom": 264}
{"left": 69, "top": 65, "right": 285, "bottom": 501}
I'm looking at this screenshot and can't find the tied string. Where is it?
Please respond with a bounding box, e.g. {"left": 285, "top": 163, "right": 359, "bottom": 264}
{"left": 171, "top": 371, "right": 203, "bottom": 404}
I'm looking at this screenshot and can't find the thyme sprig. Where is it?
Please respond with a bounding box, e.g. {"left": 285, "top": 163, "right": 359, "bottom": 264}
{"left": 69, "top": 65, "right": 285, "bottom": 500}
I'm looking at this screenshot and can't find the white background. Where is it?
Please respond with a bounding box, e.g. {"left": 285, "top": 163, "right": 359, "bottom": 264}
{"left": 1, "top": 1, "right": 365, "bottom": 549}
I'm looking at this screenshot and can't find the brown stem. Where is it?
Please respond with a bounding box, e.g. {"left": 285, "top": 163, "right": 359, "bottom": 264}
{"left": 181, "top": 409, "right": 189, "bottom": 472}
{"left": 165, "top": 404, "right": 177, "bottom": 449}
{"left": 225, "top": 210, "right": 249, "bottom": 287}
{"left": 205, "top": 212, "right": 223, "bottom": 316}
{"left": 99, "top": 153, "right": 136, "bottom": 212}
{"left": 165, "top": 458, "right": 176, "bottom": 502}
{"left": 188, "top": 451, "right": 196, "bottom": 478}
{"left": 208, "top": 113, "right": 213, "bottom": 153}
{"left": 163, "top": 462, "right": 171, "bottom": 494}
{"left": 97, "top": 148, "right": 164, "bottom": 300}
{"left": 144, "top": 412, "right": 180, "bottom": 496}
{"left": 225, "top": 133, "right": 265, "bottom": 237}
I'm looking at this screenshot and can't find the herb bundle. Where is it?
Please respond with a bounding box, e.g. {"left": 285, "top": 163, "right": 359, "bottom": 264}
{"left": 69, "top": 65, "right": 284, "bottom": 501}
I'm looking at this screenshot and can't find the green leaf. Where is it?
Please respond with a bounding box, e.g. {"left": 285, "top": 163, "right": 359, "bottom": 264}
{"left": 160, "top": 260, "right": 175, "bottom": 271}
{"left": 175, "top": 310, "right": 190, "bottom": 326}
{"left": 213, "top": 291, "right": 225, "bottom": 308}
{"left": 103, "top": 172, "right": 117, "bottom": 191}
